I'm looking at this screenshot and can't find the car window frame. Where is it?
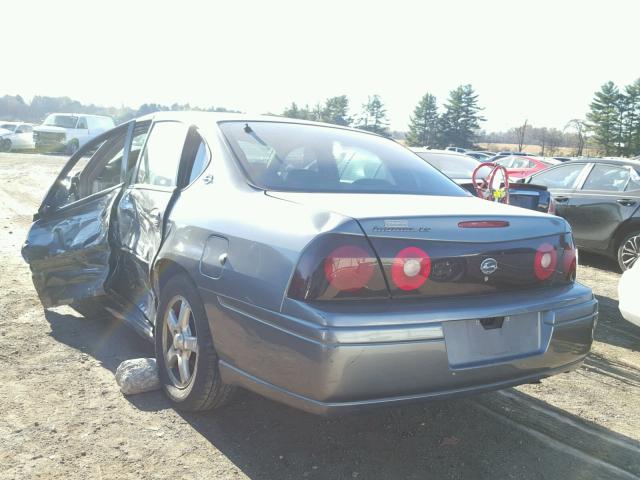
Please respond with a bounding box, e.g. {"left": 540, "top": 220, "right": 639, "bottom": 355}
{"left": 38, "top": 122, "right": 135, "bottom": 218}
{"left": 76, "top": 117, "right": 88, "bottom": 130}
{"left": 121, "top": 120, "right": 152, "bottom": 185}
{"left": 131, "top": 120, "right": 191, "bottom": 193}
{"left": 626, "top": 166, "right": 640, "bottom": 193}
{"left": 179, "top": 127, "right": 212, "bottom": 190}
{"left": 529, "top": 162, "right": 590, "bottom": 190}
{"left": 578, "top": 162, "right": 636, "bottom": 193}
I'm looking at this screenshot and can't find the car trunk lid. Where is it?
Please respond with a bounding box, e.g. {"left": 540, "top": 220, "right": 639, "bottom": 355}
{"left": 269, "top": 192, "right": 574, "bottom": 298}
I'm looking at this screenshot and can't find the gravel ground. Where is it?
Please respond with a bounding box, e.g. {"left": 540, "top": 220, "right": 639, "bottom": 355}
{"left": 1, "top": 152, "right": 639, "bottom": 480}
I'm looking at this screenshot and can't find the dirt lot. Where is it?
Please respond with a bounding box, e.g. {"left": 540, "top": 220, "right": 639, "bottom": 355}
{"left": 1, "top": 152, "right": 639, "bottom": 480}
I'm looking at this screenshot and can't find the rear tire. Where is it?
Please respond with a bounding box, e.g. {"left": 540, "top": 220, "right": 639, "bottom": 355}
{"left": 155, "top": 274, "right": 235, "bottom": 411}
{"left": 617, "top": 231, "right": 640, "bottom": 271}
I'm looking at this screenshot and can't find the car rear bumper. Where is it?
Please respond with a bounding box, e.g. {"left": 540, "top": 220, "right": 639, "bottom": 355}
{"left": 203, "top": 283, "right": 597, "bottom": 415}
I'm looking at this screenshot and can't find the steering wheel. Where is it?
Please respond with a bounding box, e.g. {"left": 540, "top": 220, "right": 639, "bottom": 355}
{"left": 472, "top": 162, "right": 510, "bottom": 203}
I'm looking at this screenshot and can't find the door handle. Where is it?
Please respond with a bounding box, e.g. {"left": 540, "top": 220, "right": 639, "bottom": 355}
{"left": 617, "top": 199, "right": 637, "bottom": 207}
{"left": 554, "top": 196, "right": 569, "bottom": 203}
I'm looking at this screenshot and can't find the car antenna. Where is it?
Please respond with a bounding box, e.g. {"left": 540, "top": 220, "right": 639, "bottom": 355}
{"left": 244, "top": 123, "right": 253, "bottom": 133}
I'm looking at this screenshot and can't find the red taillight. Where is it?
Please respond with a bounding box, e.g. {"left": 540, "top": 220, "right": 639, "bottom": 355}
{"left": 324, "top": 246, "right": 375, "bottom": 292}
{"left": 391, "top": 247, "right": 431, "bottom": 291}
{"left": 563, "top": 236, "right": 577, "bottom": 281}
{"left": 458, "top": 220, "right": 510, "bottom": 228}
{"left": 534, "top": 242, "right": 558, "bottom": 280}
{"left": 287, "top": 234, "right": 389, "bottom": 301}
{"left": 548, "top": 197, "right": 557, "bottom": 215}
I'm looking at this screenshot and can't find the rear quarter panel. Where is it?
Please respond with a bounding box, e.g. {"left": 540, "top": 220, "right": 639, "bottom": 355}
{"left": 156, "top": 178, "right": 355, "bottom": 313}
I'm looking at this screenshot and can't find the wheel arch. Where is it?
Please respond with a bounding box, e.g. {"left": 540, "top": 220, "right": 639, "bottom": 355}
{"left": 611, "top": 217, "right": 640, "bottom": 255}
{"left": 152, "top": 257, "right": 197, "bottom": 299}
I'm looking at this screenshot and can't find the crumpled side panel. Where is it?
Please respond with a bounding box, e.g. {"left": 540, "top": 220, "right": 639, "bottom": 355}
{"left": 22, "top": 190, "right": 119, "bottom": 308}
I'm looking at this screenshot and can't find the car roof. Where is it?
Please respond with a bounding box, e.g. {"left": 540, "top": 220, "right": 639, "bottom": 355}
{"left": 140, "top": 110, "right": 386, "bottom": 137}
{"left": 46, "top": 113, "right": 113, "bottom": 119}
{"left": 409, "top": 148, "right": 469, "bottom": 157}
{"left": 569, "top": 157, "right": 640, "bottom": 168}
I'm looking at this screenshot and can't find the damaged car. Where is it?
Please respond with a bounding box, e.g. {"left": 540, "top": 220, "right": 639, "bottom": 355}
{"left": 22, "top": 112, "right": 598, "bottom": 415}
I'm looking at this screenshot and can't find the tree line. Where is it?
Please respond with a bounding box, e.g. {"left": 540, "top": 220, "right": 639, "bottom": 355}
{"left": 282, "top": 85, "right": 485, "bottom": 149}
{"left": 282, "top": 94, "right": 391, "bottom": 137}
{"left": 478, "top": 79, "right": 640, "bottom": 157}
{"left": 3, "top": 80, "right": 639, "bottom": 157}
{"left": 587, "top": 79, "right": 640, "bottom": 156}
{"left": 0, "top": 95, "right": 238, "bottom": 125}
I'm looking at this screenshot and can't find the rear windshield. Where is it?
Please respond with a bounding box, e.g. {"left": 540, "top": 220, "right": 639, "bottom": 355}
{"left": 416, "top": 152, "right": 479, "bottom": 178}
{"left": 219, "top": 121, "right": 467, "bottom": 196}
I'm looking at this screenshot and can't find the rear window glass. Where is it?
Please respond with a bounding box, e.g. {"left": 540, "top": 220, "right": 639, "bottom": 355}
{"left": 416, "top": 152, "right": 479, "bottom": 178}
{"left": 220, "top": 122, "right": 467, "bottom": 196}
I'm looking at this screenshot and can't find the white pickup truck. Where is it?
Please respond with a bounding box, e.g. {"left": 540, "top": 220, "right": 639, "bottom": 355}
{"left": 33, "top": 113, "right": 115, "bottom": 154}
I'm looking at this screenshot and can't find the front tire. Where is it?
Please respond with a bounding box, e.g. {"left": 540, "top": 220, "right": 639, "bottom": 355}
{"left": 617, "top": 231, "right": 640, "bottom": 271}
{"left": 155, "top": 274, "right": 235, "bottom": 411}
{"left": 66, "top": 140, "right": 79, "bottom": 155}
{"left": 0, "top": 139, "right": 11, "bottom": 152}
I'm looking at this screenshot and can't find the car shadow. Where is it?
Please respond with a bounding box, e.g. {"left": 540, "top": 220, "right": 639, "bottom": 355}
{"left": 44, "top": 308, "right": 153, "bottom": 374}
{"left": 44, "top": 307, "right": 640, "bottom": 480}
{"left": 594, "top": 294, "right": 640, "bottom": 352}
{"left": 579, "top": 251, "right": 621, "bottom": 273}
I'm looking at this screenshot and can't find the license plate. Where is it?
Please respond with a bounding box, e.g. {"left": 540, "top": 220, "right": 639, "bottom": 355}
{"left": 443, "top": 312, "right": 542, "bottom": 368}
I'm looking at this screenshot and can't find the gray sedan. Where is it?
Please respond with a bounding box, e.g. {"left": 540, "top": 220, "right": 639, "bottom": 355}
{"left": 22, "top": 112, "right": 597, "bottom": 415}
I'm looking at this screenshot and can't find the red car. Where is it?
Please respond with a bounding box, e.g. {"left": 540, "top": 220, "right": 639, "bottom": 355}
{"left": 494, "top": 155, "right": 559, "bottom": 179}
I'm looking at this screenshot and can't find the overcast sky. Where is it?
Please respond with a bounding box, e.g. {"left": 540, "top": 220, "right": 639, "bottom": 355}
{"left": 4, "top": 0, "right": 639, "bottom": 131}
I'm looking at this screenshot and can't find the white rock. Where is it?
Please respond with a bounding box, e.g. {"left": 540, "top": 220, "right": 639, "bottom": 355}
{"left": 115, "top": 358, "right": 160, "bottom": 395}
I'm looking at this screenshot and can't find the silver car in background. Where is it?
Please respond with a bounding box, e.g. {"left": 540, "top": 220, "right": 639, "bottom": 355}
{"left": 0, "top": 121, "right": 35, "bottom": 151}
{"left": 22, "top": 112, "right": 597, "bottom": 415}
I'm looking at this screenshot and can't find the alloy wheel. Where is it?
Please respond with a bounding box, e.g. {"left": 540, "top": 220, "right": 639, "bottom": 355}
{"left": 161, "top": 295, "right": 198, "bottom": 388}
{"left": 620, "top": 234, "right": 640, "bottom": 270}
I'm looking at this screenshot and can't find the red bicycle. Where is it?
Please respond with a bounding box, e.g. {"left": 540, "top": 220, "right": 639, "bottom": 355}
{"left": 472, "top": 162, "right": 510, "bottom": 204}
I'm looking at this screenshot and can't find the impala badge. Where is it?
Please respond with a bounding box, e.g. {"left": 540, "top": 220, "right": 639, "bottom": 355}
{"left": 480, "top": 258, "right": 498, "bottom": 275}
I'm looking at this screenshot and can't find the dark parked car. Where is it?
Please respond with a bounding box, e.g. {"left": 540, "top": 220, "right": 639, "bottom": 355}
{"left": 22, "top": 113, "right": 596, "bottom": 415}
{"left": 525, "top": 158, "right": 640, "bottom": 270}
